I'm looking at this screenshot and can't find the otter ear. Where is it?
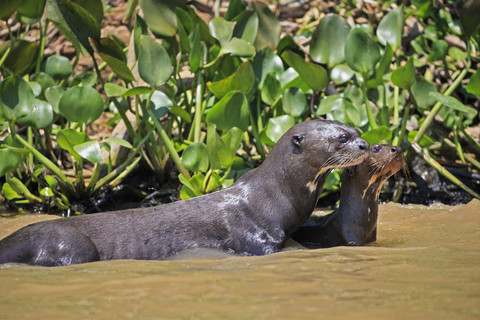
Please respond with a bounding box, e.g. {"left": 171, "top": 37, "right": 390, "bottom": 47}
{"left": 291, "top": 134, "right": 304, "bottom": 147}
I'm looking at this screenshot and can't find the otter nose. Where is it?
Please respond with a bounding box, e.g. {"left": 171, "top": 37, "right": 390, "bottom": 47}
{"left": 358, "top": 139, "right": 369, "bottom": 151}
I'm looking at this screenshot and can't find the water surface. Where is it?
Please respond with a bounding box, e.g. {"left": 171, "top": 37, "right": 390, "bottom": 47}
{"left": 1, "top": 200, "right": 479, "bottom": 319}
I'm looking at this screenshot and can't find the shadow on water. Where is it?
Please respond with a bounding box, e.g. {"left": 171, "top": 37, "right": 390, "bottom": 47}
{"left": 0, "top": 200, "right": 479, "bottom": 319}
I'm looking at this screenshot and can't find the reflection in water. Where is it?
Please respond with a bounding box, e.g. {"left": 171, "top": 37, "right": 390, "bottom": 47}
{"left": 1, "top": 200, "right": 479, "bottom": 319}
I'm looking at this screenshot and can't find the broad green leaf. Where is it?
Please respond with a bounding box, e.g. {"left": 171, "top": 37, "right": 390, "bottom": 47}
{"left": 0, "top": 0, "right": 21, "bottom": 20}
{"left": 40, "top": 187, "right": 54, "bottom": 197}
{"left": 232, "top": 10, "right": 258, "bottom": 45}
{"left": 207, "top": 124, "right": 233, "bottom": 170}
{"left": 182, "top": 142, "right": 209, "bottom": 172}
{"left": 70, "top": 71, "right": 97, "bottom": 87}
{"left": 448, "top": 47, "right": 467, "bottom": 62}
{"left": 361, "top": 126, "right": 392, "bottom": 144}
{"left": 221, "top": 38, "right": 255, "bottom": 57}
{"left": 104, "top": 83, "right": 151, "bottom": 97}
{"left": 466, "top": 69, "right": 480, "bottom": 96}
{"left": 376, "top": 43, "right": 393, "bottom": 85}
{"left": 317, "top": 95, "right": 368, "bottom": 127}
{"left": 345, "top": 27, "right": 381, "bottom": 74}
{"left": 261, "top": 72, "right": 281, "bottom": 105}
{"left": 281, "top": 51, "right": 328, "bottom": 91}
{"left": 209, "top": 17, "right": 234, "bottom": 45}
{"left": 73, "top": 140, "right": 102, "bottom": 163}
{"left": 4, "top": 40, "right": 39, "bottom": 75}
{"left": 188, "top": 25, "right": 202, "bottom": 72}
{"left": 251, "top": 1, "right": 281, "bottom": 51}
{"left": 310, "top": 14, "right": 350, "bottom": 67}
{"left": 45, "top": 86, "right": 65, "bottom": 113}
{"left": 56, "top": 128, "right": 89, "bottom": 161}
{"left": 279, "top": 68, "right": 310, "bottom": 93}
{"left": 170, "top": 104, "right": 192, "bottom": 123}
{"left": 331, "top": 63, "right": 355, "bottom": 85}
{"left": 221, "top": 127, "right": 243, "bottom": 155}
{"left": 45, "top": 175, "right": 57, "bottom": 189}
{"left": 377, "top": 6, "right": 404, "bottom": 51}
{"left": 133, "top": 13, "right": 149, "bottom": 58}
{"left": 43, "top": 54, "right": 73, "bottom": 80}
{"left": 92, "top": 37, "right": 135, "bottom": 82}
{"left": 45, "top": 0, "right": 101, "bottom": 55}
{"left": 225, "top": 0, "right": 246, "bottom": 20}
{"left": 0, "top": 76, "right": 35, "bottom": 121}
{"left": 411, "top": 78, "right": 437, "bottom": 110}
{"left": 460, "top": 0, "right": 480, "bottom": 39}
{"left": 59, "top": 86, "right": 104, "bottom": 123}
{"left": 282, "top": 87, "right": 307, "bottom": 117}
{"left": 0, "top": 148, "right": 20, "bottom": 176}
{"left": 138, "top": 36, "right": 172, "bottom": 87}
{"left": 429, "top": 92, "right": 478, "bottom": 116}
{"left": 179, "top": 173, "right": 204, "bottom": 199}
{"left": 260, "top": 115, "right": 295, "bottom": 146}
{"left": 29, "top": 82, "right": 42, "bottom": 97}
{"left": 16, "top": 99, "right": 54, "bottom": 129}
{"left": 148, "top": 90, "right": 173, "bottom": 119}
{"left": 31, "top": 72, "right": 55, "bottom": 96}
{"left": 408, "top": 130, "right": 435, "bottom": 148}
{"left": 391, "top": 58, "right": 415, "bottom": 89}
{"left": 73, "top": 0, "right": 103, "bottom": 25}
{"left": 252, "top": 47, "right": 283, "bottom": 86}
{"left": 139, "top": 0, "right": 177, "bottom": 38}
{"left": 17, "top": 0, "right": 46, "bottom": 19}
{"left": 428, "top": 39, "right": 448, "bottom": 62}
{"left": 102, "top": 137, "right": 132, "bottom": 149}
{"left": 206, "top": 91, "right": 249, "bottom": 132}
{"left": 2, "top": 181, "right": 23, "bottom": 200}
{"left": 208, "top": 62, "right": 255, "bottom": 98}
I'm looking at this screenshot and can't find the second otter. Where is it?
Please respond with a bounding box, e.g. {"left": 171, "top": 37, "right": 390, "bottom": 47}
{"left": 291, "top": 144, "right": 404, "bottom": 248}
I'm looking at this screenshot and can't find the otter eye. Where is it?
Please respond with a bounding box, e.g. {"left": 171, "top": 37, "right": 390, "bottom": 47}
{"left": 338, "top": 134, "right": 349, "bottom": 143}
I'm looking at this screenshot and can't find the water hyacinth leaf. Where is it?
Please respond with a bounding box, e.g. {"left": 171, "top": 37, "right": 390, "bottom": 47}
{"left": 103, "top": 137, "right": 132, "bottom": 149}
{"left": 17, "top": 0, "right": 46, "bottom": 19}
{"left": 411, "top": 78, "right": 437, "bottom": 110}
{"left": 4, "top": 40, "right": 38, "bottom": 75}
{"left": 188, "top": 25, "right": 202, "bottom": 73}
{"left": 376, "top": 43, "right": 393, "bottom": 84}
{"left": 73, "top": 140, "right": 102, "bottom": 163}
{"left": 391, "top": 58, "right": 416, "bottom": 89}
{"left": 0, "top": 148, "right": 20, "bottom": 176}
{"left": 281, "top": 50, "right": 328, "bottom": 91}
{"left": 139, "top": 0, "right": 177, "bottom": 38}
{"left": 408, "top": 130, "right": 435, "bottom": 148}
{"left": 179, "top": 173, "right": 204, "bottom": 199}
{"left": 148, "top": 90, "right": 173, "bottom": 119}
{"left": 0, "top": 76, "right": 35, "bottom": 121}
{"left": 310, "top": 14, "right": 350, "bottom": 67}
{"left": 92, "top": 38, "right": 135, "bottom": 82}
{"left": 232, "top": 10, "right": 258, "bottom": 45}
{"left": 428, "top": 40, "right": 448, "bottom": 62}
{"left": 170, "top": 104, "right": 192, "bottom": 123}
{"left": 448, "top": 47, "right": 467, "bottom": 62}
{"left": 361, "top": 126, "right": 392, "bottom": 145}
{"left": 138, "top": 36, "right": 172, "bottom": 87}
{"left": 208, "top": 62, "right": 254, "bottom": 98}
{"left": 331, "top": 63, "right": 355, "bottom": 85}
{"left": 225, "top": 0, "right": 246, "bottom": 20}
{"left": 16, "top": 99, "right": 54, "bottom": 129}
{"left": 316, "top": 95, "right": 367, "bottom": 127}
{"left": 251, "top": 1, "right": 281, "bottom": 51}
{"left": 56, "top": 128, "right": 89, "bottom": 161}
{"left": 221, "top": 38, "right": 255, "bottom": 57}
{"left": 182, "top": 142, "right": 209, "bottom": 172}
{"left": 133, "top": 13, "right": 149, "bottom": 58}
{"left": 260, "top": 115, "right": 295, "bottom": 146}
{"left": 261, "top": 72, "right": 281, "bottom": 105}
{"left": 45, "top": 86, "right": 65, "bottom": 113}
{"left": 466, "top": 69, "right": 480, "bottom": 96}
{"left": 29, "top": 82, "right": 42, "bottom": 97}
{"left": 207, "top": 124, "right": 234, "bottom": 170}
{"left": 282, "top": 87, "right": 307, "bottom": 117}
{"left": 2, "top": 181, "right": 23, "bottom": 200}
{"left": 206, "top": 91, "right": 249, "bottom": 132}
{"left": 222, "top": 127, "right": 243, "bottom": 156}
{"left": 73, "top": 0, "right": 103, "bottom": 25}
{"left": 209, "top": 17, "right": 234, "bottom": 45}
{"left": 31, "top": 72, "right": 55, "bottom": 95}
{"left": 345, "top": 27, "right": 381, "bottom": 74}
{"left": 459, "top": 0, "right": 480, "bottom": 40}
{"left": 59, "top": 86, "right": 104, "bottom": 123}
{"left": 0, "top": 0, "right": 21, "bottom": 20}
{"left": 45, "top": 175, "right": 57, "bottom": 189}
{"left": 45, "top": 0, "right": 101, "bottom": 55}
{"left": 377, "top": 6, "right": 404, "bottom": 51}
{"left": 70, "top": 71, "right": 97, "bottom": 87}
{"left": 104, "top": 83, "right": 152, "bottom": 97}
{"left": 429, "top": 92, "right": 478, "bottom": 116}
{"left": 43, "top": 54, "right": 73, "bottom": 80}
{"left": 40, "top": 187, "right": 54, "bottom": 197}
{"left": 252, "top": 47, "right": 283, "bottom": 87}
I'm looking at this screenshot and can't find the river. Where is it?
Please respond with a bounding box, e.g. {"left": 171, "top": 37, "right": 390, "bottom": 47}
{"left": 1, "top": 200, "right": 479, "bottom": 319}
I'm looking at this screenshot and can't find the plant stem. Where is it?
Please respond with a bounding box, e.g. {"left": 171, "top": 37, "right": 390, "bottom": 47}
{"left": 35, "top": 19, "right": 48, "bottom": 74}
{"left": 361, "top": 74, "right": 378, "bottom": 129}
{"left": 393, "top": 85, "right": 399, "bottom": 128}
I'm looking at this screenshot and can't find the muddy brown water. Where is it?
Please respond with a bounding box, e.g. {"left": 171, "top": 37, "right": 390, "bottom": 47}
{"left": 1, "top": 200, "right": 479, "bottom": 319}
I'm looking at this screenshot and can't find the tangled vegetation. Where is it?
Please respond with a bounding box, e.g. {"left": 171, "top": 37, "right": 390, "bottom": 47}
{"left": 0, "top": 0, "right": 479, "bottom": 214}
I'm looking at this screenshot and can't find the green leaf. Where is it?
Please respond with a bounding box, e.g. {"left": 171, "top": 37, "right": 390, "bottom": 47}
{"left": 148, "top": 90, "right": 172, "bottom": 119}
{"left": 221, "top": 127, "right": 243, "bottom": 155}
{"left": 59, "top": 86, "right": 104, "bottom": 123}
{"left": 221, "top": 38, "right": 255, "bottom": 57}
{"left": 252, "top": 47, "right": 284, "bottom": 87}
{"left": 345, "top": 27, "right": 381, "bottom": 74}
{"left": 73, "top": 0, "right": 103, "bottom": 25}
{"left": 281, "top": 50, "right": 328, "bottom": 91}
{"left": 429, "top": 92, "right": 478, "bottom": 116}
{"left": 45, "top": 0, "right": 101, "bottom": 55}
{"left": 56, "top": 128, "right": 89, "bottom": 161}
{"left": 104, "top": 83, "right": 151, "bottom": 97}
{"left": 102, "top": 137, "right": 132, "bottom": 149}
{"left": 16, "top": 99, "right": 54, "bottom": 129}
{"left": 209, "top": 17, "right": 234, "bottom": 45}
{"left": 225, "top": 0, "right": 246, "bottom": 21}
{"left": 2, "top": 181, "right": 23, "bottom": 200}
{"left": 188, "top": 25, "right": 203, "bottom": 72}
{"left": 232, "top": 10, "right": 258, "bottom": 45}
{"left": 0, "top": 148, "right": 20, "bottom": 176}
{"left": 411, "top": 78, "right": 437, "bottom": 110}
{"left": 138, "top": 36, "right": 172, "bottom": 87}
{"left": 466, "top": 68, "right": 480, "bottom": 96}
{"left": 251, "top": 1, "right": 281, "bottom": 51}
{"left": 375, "top": 43, "right": 393, "bottom": 85}
{"left": 260, "top": 72, "right": 281, "bottom": 105}
{"left": 310, "top": 14, "right": 350, "bottom": 67}
{"left": 133, "top": 13, "right": 149, "bottom": 58}
{"left": 29, "top": 82, "right": 42, "bottom": 97}
{"left": 428, "top": 39, "right": 448, "bottom": 62}
{"left": 182, "top": 142, "right": 209, "bottom": 172}
{"left": 460, "top": 0, "right": 480, "bottom": 39}
{"left": 408, "top": 130, "right": 435, "bottom": 148}
{"left": 31, "top": 72, "right": 55, "bottom": 96}
{"left": 4, "top": 40, "right": 39, "bottom": 75}
{"left": 45, "top": 174, "right": 57, "bottom": 189}
{"left": 17, "top": 0, "right": 46, "bottom": 19}
{"left": 0, "top": 0, "right": 21, "bottom": 20}
{"left": 282, "top": 87, "right": 307, "bottom": 117}
{"left": 361, "top": 126, "right": 392, "bottom": 144}
{"left": 92, "top": 38, "right": 135, "bottom": 82}
{"left": 206, "top": 91, "right": 249, "bottom": 132}
{"left": 179, "top": 173, "right": 204, "bottom": 199}
{"left": 43, "top": 54, "right": 73, "bottom": 80}
{"left": 139, "top": 0, "right": 177, "bottom": 38}
{"left": 377, "top": 6, "right": 404, "bottom": 51}
{"left": 207, "top": 124, "right": 234, "bottom": 170}
{"left": 260, "top": 115, "right": 295, "bottom": 146}
{"left": 70, "top": 71, "right": 97, "bottom": 87}
{"left": 316, "top": 95, "right": 368, "bottom": 127}
{"left": 73, "top": 140, "right": 102, "bottom": 163}
{"left": 40, "top": 187, "right": 55, "bottom": 197}
{"left": 331, "top": 63, "right": 355, "bottom": 85}
{"left": 391, "top": 58, "right": 416, "bottom": 89}
{"left": 448, "top": 47, "right": 467, "bottom": 62}
{"left": 208, "top": 61, "right": 255, "bottom": 98}
{"left": 0, "top": 76, "right": 35, "bottom": 121}
{"left": 45, "top": 86, "right": 65, "bottom": 113}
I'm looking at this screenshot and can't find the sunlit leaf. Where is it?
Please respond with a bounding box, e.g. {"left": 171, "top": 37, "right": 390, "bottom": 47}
{"left": 43, "top": 54, "right": 73, "bottom": 80}
{"left": 56, "top": 128, "right": 89, "bottom": 161}
{"left": 207, "top": 124, "right": 233, "bottom": 169}
{"left": 251, "top": 1, "right": 281, "bottom": 50}
{"left": 282, "top": 87, "right": 307, "bottom": 117}
{"left": 92, "top": 37, "right": 134, "bottom": 82}
{"left": 139, "top": 0, "right": 177, "bottom": 38}
{"left": 281, "top": 50, "right": 328, "bottom": 91}
{"left": 179, "top": 173, "right": 204, "bottom": 199}
{"left": 0, "top": 76, "right": 35, "bottom": 121}
{"left": 138, "top": 36, "right": 172, "bottom": 87}
{"left": 377, "top": 6, "right": 403, "bottom": 51}
{"left": 232, "top": 10, "right": 258, "bottom": 45}
{"left": 310, "top": 14, "right": 350, "bottom": 67}
{"left": 260, "top": 72, "right": 281, "bottom": 105}
{"left": 208, "top": 62, "right": 254, "bottom": 98}
{"left": 361, "top": 126, "right": 392, "bottom": 145}
{"left": 0, "top": 148, "right": 20, "bottom": 176}
{"left": 331, "top": 64, "right": 355, "bottom": 85}
{"left": 206, "top": 91, "right": 249, "bottom": 132}
{"left": 45, "top": 86, "right": 65, "bottom": 113}
{"left": 466, "top": 69, "right": 480, "bottom": 96}
{"left": 391, "top": 58, "right": 415, "bottom": 89}
{"left": 16, "top": 99, "right": 54, "bottom": 129}
{"left": 209, "top": 17, "right": 234, "bottom": 45}
{"left": 73, "top": 140, "right": 102, "bottom": 163}
{"left": 345, "top": 27, "right": 380, "bottom": 74}
{"left": 182, "top": 142, "right": 209, "bottom": 172}
{"left": 411, "top": 78, "right": 437, "bottom": 110}
{"left": 4, "top": 40, "right": 39, "bottom": 75}
{"left": 59, "top": 86, "right": 104, "bottom": 123}
{"left": 260, "top": 115, "right": 295, "bottom": 146}
{"left": 252, "top": 47, "right": 283, "bottom": 87}
{"left": 429, "top": 92, "right": 478, "bottom": 116}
